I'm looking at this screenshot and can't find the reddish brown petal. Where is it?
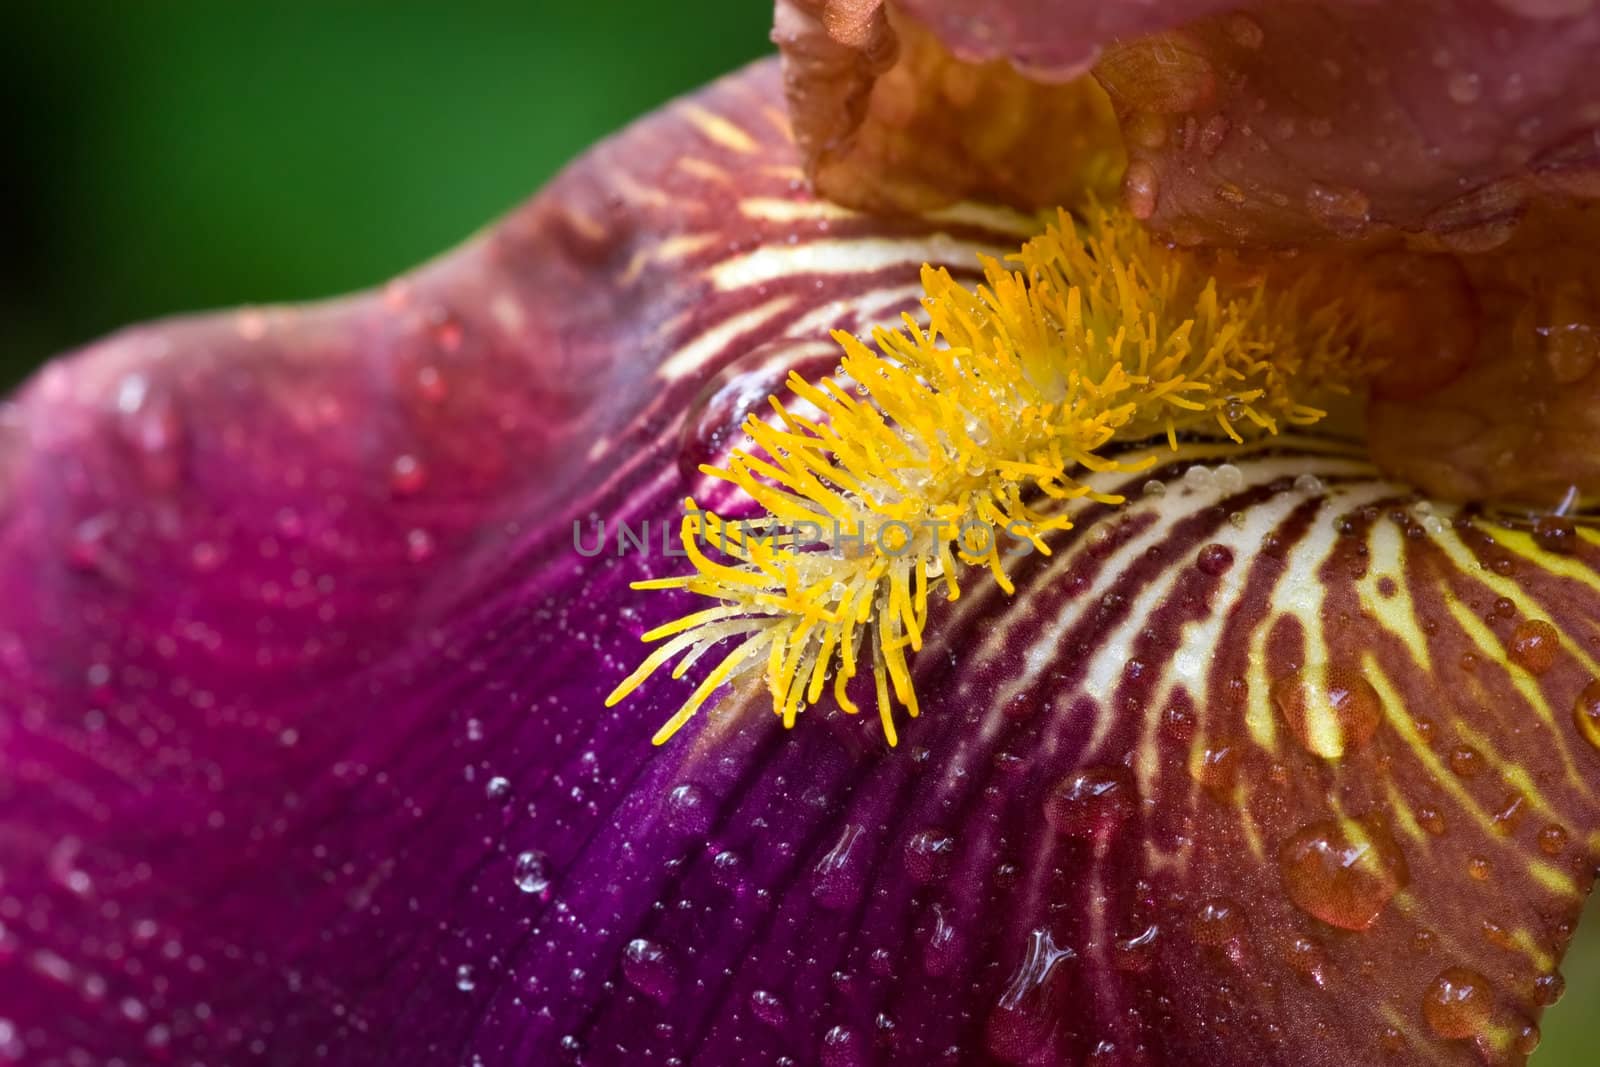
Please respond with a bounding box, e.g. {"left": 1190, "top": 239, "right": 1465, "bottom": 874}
{"left": 777, "top": 1, "right": 1600, "bottom": 249}
{"left": 1098, "top": 3, "right": 1600, "bottom": 247}
{"left": 1368, "top": 205, "right": 1600, "bottom": 502}
{"left": 774, "top": 0, "right": 1141, "bottom": 212}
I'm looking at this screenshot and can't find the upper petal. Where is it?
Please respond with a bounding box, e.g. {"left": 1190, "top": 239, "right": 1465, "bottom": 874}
{"left": 777, "top": 0, "right": 1600, "bottom": 248}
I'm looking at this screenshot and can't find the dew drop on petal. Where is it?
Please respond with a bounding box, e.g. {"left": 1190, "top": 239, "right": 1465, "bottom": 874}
{"left": 750, "top": 988, "right": 788, "bottom": 1028}
{"left": 1191, "top": 743, "right": 1240, "bottom": 791}
{"left": 1044, "top": 767, "right": 1138, "bottom": 840}
{"left": 622, "top": 938, "right": 677, "bottom": 1003}
{"left": 1271, "top": 664, "right": 1382, "bottom": 759}
{"left": 389, "top": 453, "right": 427, "bottom": 495}
{"left": 1574, "top": 679, "right": 1600, "bottom": 749}
{"left": 512, "top": 850, "right": 552, "bottom": 896}
{"left": 984, "top": 928, "right": 1074, "bottom": 1062}
{"left": 1305, "top": 183, "right": 1372, "bottom": 236}
{"left": 812, "top": 823, "right": 868, "bottom": 910}
{"left": 666, "top": 783, "right": 712, "bottom": 835}
{"left": 1422, "top": 967, "right": 1494, "bottom": 1039}
{"left": 1279, "top": 817, "right": 1408, "bottom": 930}
{"left": 1191, "top": 897, "right": 1246, "bottom": 948}
{"left": 1123, "top": 160, "right": 1161, "bottom": 220}
{"left": 455, "top": 964, "right": 475, "bottom": 992}
{"left": 820, "top": 1024, "right": 866, "bottom": 1067}
{"left": 903, "top": 829, "right": 957, "bottom": 884}
{"left": 1533, "top": 514, "right": 1578, "bottom": 554}
{"left": 1196, "top": 543, "right": 1234, "bottom": 576}
{"left": 1507, "top": 619, "right": 1560, "bottom": 674}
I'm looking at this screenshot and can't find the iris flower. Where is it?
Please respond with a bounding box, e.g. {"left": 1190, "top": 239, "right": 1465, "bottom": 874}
{"left": 6, "top": 2, "right": 1600, "bottom": 1064}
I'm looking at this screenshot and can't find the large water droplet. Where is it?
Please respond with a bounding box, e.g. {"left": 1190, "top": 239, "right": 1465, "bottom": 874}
{"left": 512, "top": 850, "right": 552, "bottom": 896}
{"left": 749, "top": 988, "right": 788, "bottom": 1028}
{"left": 1191, "top": 897, "right": 1246, "bottom": 948}
{"left": 1422, "top": 967, "right": 1494, "bottom": 1039}
{"left": 1044, "top": 766, "right": 1138, "bottom": 840}
{"left": 1278, "top": 816, "right": 1408, "bottom": 930}
{"left": 1123, "top": 161, "right": 1161, "bottom": 220}
{"left": 1271, "top": 664, "right": 1383, "bottom": 759}
{"left": 985, "top": 928, "right": 1075, "bottom": 1063}
{"left": 1508, "top": 619, "right": 1560, "bottom": 674}
{"left": 622, "top": 938, "right": 677, "bottom": 1003}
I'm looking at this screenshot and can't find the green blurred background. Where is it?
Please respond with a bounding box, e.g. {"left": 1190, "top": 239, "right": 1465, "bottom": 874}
{"left": 0, "top": 3, "right": 1594, "bottom": 1060}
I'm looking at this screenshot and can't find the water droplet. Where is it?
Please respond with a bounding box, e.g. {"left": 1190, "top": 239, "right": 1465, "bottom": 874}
{"left": 750, "top": 988, "right": 788, "bottom": 1028}
{"left": 1285, "top": 935, "right": 1329, "bottom": 988}
{"left": 406, "top": 528, "right": 435, "bottom": 563}
{"left": 1538, "top": 822, "right": 1570, "bottom": 856}
{"left": 1306, "top": 183, "right": 1372, "bottom": 236}
{"left": 1271, "top": 664, "right": 1382, "bottom": 759}
{"left": 455, "top": 964, "right": 476, "bottom": 992}
{"left": 1196, "top": 543, "right": 1234, "bottom": 576}
{"left": 812, "top": 823, "right": 868, "bottom": 910}
{"left": 1467, "top": 855, "right": 1492, "bottom": 881}
{"left": 1422, "top": 967, "right": 1493, "bottom": 1039}
{"left": 985, "top": 928, "right": 1075, "bottom": 1062}
{"left": 113, "top": 373, "right": 185, "bottom": 489}
{"left": 512, "top": 850, "right": 552, "bottom": 896}
{"left": 903, "top": 829, "right": 957, "bottom": 884}
{"left": 1533, "top": 514, "right": 1578, "bottom": 554}
{"left": 1125, "top": 112, "right": 1168, "bottom": 150}
{"left": 485, "top": 776, "right": 511, "bottom": 803}
{"left": 1191, "top": 743, "right": 1240, "bottom": 791}
{"left": 1508, "top": 619, "right": 1560, "bottom": 674}
{"left": 918, "top": 901, "right": 962, "bottom": 977}
{"left": 390, "top": 454, "right": 427, "bottom": 495}
{"left": 1278, "top": 816, "right": 1408, "bottom": 930}
{"left": 1124, "top": 161, "right": 1161, "bottom": 220}
{"left": 1448, "top": 745, "right": 1484, "bottom": 778}
{"left": 1534, "top": 971, "right": 1566, "bottom": 1006}
{"left": 1574, "top": 679, "right": 1600, "bottom": 748}
{"left": 1044, "top": 767, "right": 1138, "bottom": 840}
{"left": 1447, "top": 71, "right": 1483, "bottom": 104}
{"left": 821, "top": 1025, "right": 866, "bottom": 1067}
{"left": 1292, "top": 472, "right": 1325, "bottom": 495}
{"left": 666, "top": 783, "right": 713, "bottom": 835}
{"left": 622, "top": 938, "right": 677, "bottom": 1003}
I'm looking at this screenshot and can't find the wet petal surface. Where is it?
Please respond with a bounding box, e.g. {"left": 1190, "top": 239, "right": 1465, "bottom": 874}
{"left": 1, "top": 59, "right": 1598, "bottom": 1067}
{"left": 777, "top": 1, "right": 1600, "bottom": 248}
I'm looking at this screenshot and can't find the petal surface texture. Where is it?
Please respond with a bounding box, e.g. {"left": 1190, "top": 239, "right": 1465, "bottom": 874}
{"left": 777, "top": 0, "right": 1600, "bottom": 247}
{"left": 1, "top": 60, "right": 1599, "bottom": 1067}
